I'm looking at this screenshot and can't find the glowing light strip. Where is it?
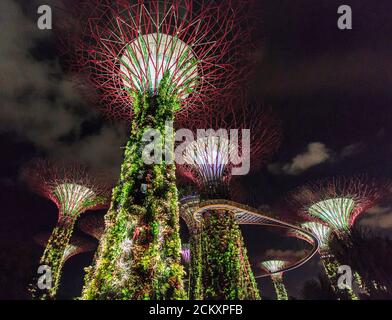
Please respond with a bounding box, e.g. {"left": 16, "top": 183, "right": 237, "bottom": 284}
{"left": 120, "top": 33, "right": 198, "bottom": 98}
{"left": 54, "top": 183, "right": 96, "bottom": 218}
{"left": 183, "top": 136, "right": 235, "bottom": 186}
{"left": 261, "top": 260, "right": 286, "bottom": 273}
{"left": 302, "top": 222, "right": 332, "bottom": 251}
{"left": 308, "top": 197, "right": 355, "bottom": 231}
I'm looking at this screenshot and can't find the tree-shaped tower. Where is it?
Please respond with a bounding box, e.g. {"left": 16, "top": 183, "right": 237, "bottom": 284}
{"left": 287, "top": 176, "right": 385, "bottom": 300}
{"left": 65, "top": 0, "right": 251, "bottom": 300}
{"left": 25, "top": 160, "right": 109, "bottom": 299}
{"left": 177, "top": 106, "right": 281, "bottom": 300}
{"left": 260, "top": 260, "right": 289, "bottom": 300}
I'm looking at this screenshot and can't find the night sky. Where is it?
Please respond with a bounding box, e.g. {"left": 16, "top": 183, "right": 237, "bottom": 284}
{"left": 1, "top": 0, "right": 392, "bottom": 300}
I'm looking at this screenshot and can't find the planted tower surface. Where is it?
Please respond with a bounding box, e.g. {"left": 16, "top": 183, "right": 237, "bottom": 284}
{"left": 177, "top": 107, "right": 281, "bottom": 300}
{"left": 65, "top": 0, "right": 252, "bottom": 300}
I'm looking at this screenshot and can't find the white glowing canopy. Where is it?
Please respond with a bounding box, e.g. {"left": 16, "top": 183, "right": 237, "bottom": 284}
{"left": 261, "top": 260, "right": 286, "bottom": 273}
{"left": 183, "top": 135, "right": 236, "bottom": 183}
{"left": 302, "top": 222, "right": 332, "bottom": 251}
{"left": 119, "top": 33, "right": 198, "bottom": 97}
{"left": 54, "top": 183, "right": 96, "bottom": 217}
{"left": 308, "top": 197, "right": 355, "bottom": 231}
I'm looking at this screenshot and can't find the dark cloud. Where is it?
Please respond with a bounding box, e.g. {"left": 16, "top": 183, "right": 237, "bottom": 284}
{"left": 0, "top": 0, "right": 128, "bottom": 177}
{"left": 268, "top": 141, "right": 366, "bottom": 176}
{"left": 359, "top": 206, "right": 392, "bottom": 230}
{"left": 264, "top": 249, "right": 309, "bottom": 261}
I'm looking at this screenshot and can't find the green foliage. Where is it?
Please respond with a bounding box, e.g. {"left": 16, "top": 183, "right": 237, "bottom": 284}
{"left": 201, "top": 210, "right": 261, "bottom": 300}
{"left": 272, "top": 276, "right": 288, "bottom": 300}
{"left": 322, "top": 255, "right": 359, "bottom": 300}
{"left": 189, "top": 232, "right": 203, "bottom": 300}
{"left": 30, "top": 217, "right": 76, "bottom": 300}
{"left": 81, "top": 76, "right": 185, "bottom": 300}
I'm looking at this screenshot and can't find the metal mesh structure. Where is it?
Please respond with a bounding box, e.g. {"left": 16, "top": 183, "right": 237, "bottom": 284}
{"left": 287, "top": 176, "right": 384, "bottom": 233}
{"left": 68, "top": 0, "right": 252, "bottom": 120}
{"left": 24, "top": 159, "right": 110, "bottom": 221}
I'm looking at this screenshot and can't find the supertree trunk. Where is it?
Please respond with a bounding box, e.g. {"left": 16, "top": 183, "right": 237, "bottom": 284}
{"left": 271, "top": 275, "right": 288, "bottom": 300}
{"left": 30, "top": 215, "right": 76, "bottom": 300}
{"left": 201, "top": 210, "right": 260, "bottom": 300}
{"left": 321, "top": 254, "right": 359, "bottom": 300}
{"left": 189, "top": 231, "right": 203, "bottom": 300}
{"left": 82, "top": 83, "right": 185, "bottom": 300}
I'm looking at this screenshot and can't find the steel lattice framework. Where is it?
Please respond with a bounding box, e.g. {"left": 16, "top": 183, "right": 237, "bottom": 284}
{"left": 287, "top": 176, "right": 384, "bottom": 234}
{"left": 179, "top": 196, "right": 202, "bottom": 234}
{"left": 61, "top": 0, "right": 254, "bottom": 301}
{"left": 70, "top": 0, "right": 252, "bottom": 120}
{"left": 178, "top": 106, "right": 281, "bottom": 197}
{"left": 260, "top": 260, "right": 289, "bottom": 300}
{"left": 25, "top": 160, "right": 110, "bottom": 222}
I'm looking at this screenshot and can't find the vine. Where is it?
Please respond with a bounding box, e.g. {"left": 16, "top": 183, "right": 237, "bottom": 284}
{"left": 201, "top": 210, "right": 260, "bottom": 300}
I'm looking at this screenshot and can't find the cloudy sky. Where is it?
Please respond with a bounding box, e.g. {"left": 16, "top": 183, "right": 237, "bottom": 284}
{"left": 1, "top": 0, "right": 392, "bottom": 299}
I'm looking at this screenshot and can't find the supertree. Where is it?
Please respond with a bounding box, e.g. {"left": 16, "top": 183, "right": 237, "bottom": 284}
{"left": 24, "top": 159, "right": 110, "bottom": 299}
{"left": 287, "top": 176, "right": 386, "bottom": 300}
{"left": 78, "top": 214, "right": 105, "bottom": 241}
{"left": 260, "top": 260, "right": 289, "bottom": 300}
{"left": 64, "top": 0, "right": 252, "bottom": 300}
{"left": 177, "top": 106, "right": 281, "bottom": 300}
{"left": 34, "top": 233, "right": 96, "bottom": 263}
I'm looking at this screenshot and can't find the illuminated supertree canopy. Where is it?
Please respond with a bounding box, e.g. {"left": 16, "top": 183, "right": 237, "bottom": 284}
{"left": 260, "top": 260, "right": 288, "bottom": 300}
{"left": 24, "top": 159, "right": 110, "bottom": 300}
{"left": 179, "top": 106, "right": 281, "bottom": 199}
{"left": 302, "top": 222, "right": 332, "bottom": 254}
{"left": 288, "top": 176, "right": 384, "bottom": 234}
{"left": 78, "top": 215, "right": 106, "bottom": 241}
{"left": 69, "top": 0, "right": 251, "bottom": 119}
{"left": 260, "top": 260, "right": 286, "bottom": 276}
{"left": 64, "top": 0, "right": 252, "bottom": 300}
